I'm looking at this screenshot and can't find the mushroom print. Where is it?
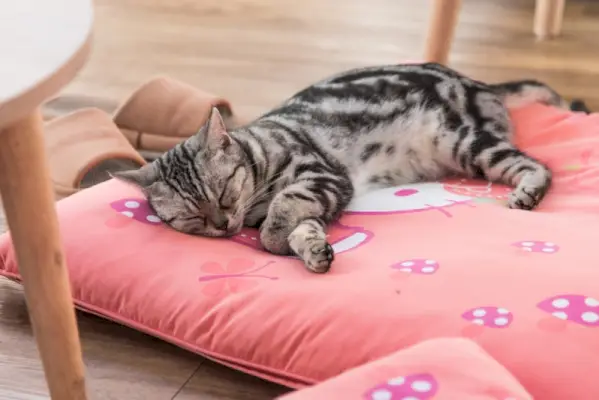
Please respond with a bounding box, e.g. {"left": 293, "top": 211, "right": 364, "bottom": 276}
{"left": 537, "top": 294, "right": 599, "bottom": 332}
{"left": 363, "top": 373, "right": 439, "bottom": 400}
{"left": 461, "top": 306, "right": 514, "bottom": 337}
{"left": 512, "top": 240, "right": 559, "bottom": 254}
{"left": 390, "top": 259, "right": 439, "bottom": 281}
{"left": 231, "top": 222, "right": 373, "bottom": 256}
{"left": 443, "top": 178, "right": 511, "bottom": 205}
{"left": 105, "top": 198, "right": 163, "bottom": 228}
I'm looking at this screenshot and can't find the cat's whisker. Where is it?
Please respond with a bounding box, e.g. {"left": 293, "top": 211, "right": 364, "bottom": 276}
{"left": 246, "top": 172, "right": 288, "bottom": 207}
{"left": 235, "top": 171, "right": 290, "bottom": 219}
{"left": 240, "top": 170, "right": 287, "bottom": 210}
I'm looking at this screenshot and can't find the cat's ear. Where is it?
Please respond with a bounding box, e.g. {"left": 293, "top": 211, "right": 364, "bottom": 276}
{"left": 111, "top": 163, "right": 159, "bottom": 189}
{"left": 203, "top": 107, "right": 232, "bottom": 151}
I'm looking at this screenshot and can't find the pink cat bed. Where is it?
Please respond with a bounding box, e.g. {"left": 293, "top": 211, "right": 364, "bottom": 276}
{"left": 1, "top": 99, "right": 599, "bottom": 399}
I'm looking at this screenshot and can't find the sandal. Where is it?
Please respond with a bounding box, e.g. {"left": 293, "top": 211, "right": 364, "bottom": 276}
{"left": 113, "top": 76, "right": 243, "bottom": 154}
{"left": 45, "top": 108, "right": 146, "bottom": 201}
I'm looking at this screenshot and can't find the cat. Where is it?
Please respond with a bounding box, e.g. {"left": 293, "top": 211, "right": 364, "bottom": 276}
{"left": 115, "top": 62, "right": 566, "bottom": 274}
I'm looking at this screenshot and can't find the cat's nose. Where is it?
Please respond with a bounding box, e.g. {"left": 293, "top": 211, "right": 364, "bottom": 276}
{"left": 213, "top": 217, "right": 229, "bottom": 231}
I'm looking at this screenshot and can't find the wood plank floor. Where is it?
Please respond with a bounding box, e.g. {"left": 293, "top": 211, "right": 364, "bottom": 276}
{"left": 2, "top": 0, "right": 599, "bottom": 398}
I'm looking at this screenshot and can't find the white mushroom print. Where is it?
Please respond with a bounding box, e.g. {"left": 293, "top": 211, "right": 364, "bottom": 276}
{"left": 537, "top": 294, "right": 599, "bottom": 327}
{"left": 363, "top": 373, "right": 439, "bottom": 400}
{"left": 106, "top": 198, "right": 162, "bottom": 228}
{"left": 512, "top": 240, "right": 559, "bottom": 254}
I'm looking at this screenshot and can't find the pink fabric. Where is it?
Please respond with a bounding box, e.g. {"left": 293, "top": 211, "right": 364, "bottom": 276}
{"left": 277, "top": 338, "right": 532, "bottom": 400}
{"left": 1, "top": 104, "right": 599, "bottom": 399}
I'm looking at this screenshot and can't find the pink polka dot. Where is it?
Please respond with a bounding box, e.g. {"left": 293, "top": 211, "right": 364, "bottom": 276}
{"left": 394, "top": 188, "right": 418, "bottom": 197}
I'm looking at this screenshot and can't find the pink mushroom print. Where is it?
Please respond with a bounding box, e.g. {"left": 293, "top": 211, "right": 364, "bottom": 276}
{"left": 390, "top": 259, "right": 439, "bottom": 281}
{"left": 461, "top": 306, "right": 513, "bottom": 337}
{"left": 105, "top": 198, "right": 162, "bottom": 228}
{"left": 511, "top": 240, "right": 559, "bottom": 254}
{"left": 363, "top": 373, "right": 439, "bottom": 400}
{"left": 537, "top": 294, "right": 599, "bottom": 332}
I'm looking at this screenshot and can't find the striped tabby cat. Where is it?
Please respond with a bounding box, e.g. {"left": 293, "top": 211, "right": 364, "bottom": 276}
{"left": 115, "top": 63, "right": 563, "bottom": 273}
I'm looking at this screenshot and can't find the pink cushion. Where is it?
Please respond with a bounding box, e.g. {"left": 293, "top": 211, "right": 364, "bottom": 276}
{"left": 1, "top": 104, "right": 599, "bottom": 399}
{"left": 277, "top": 338, "right": 532, "bottom": 400}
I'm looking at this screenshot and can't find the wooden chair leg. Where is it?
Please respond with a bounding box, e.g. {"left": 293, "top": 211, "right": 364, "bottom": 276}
{"left": 534, "top": 0, "right": 566, "bottom": 39}
{"left": 0, "top": 111, "right": 87, "bottom": 400}
{"left": 424, "top": 0, "right": 463, "bottom": 65}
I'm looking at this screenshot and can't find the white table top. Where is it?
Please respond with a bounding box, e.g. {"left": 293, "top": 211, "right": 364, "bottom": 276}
{"left": 0, "top": 0, "right": 93, "bottom": 126}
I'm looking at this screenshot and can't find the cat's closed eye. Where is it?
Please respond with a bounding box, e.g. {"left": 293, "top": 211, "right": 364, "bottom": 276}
{"left": 219, "top": 184, "right": 240, "bottom": 209}
{"left": 178, "top": 215, "right": 207, "bottom": 233}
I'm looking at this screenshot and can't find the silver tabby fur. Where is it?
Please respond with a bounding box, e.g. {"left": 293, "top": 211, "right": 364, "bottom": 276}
{"left": 116, "top": 63, "right": 562, "bottom": 273}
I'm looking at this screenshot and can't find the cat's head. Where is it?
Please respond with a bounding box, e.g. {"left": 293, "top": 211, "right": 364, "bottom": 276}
{"left": 113, "top": 107, "right": 254, "bottom": 237}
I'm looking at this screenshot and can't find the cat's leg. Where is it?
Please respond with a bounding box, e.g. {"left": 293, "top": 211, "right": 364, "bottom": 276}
{"left": 259, "top": 181, "right": 349, "bottom": 273}
{"left": 469, "top": 132, "right": 552, "bottom": 210}
{"left": 493, "top": 148, "right": 552, "bottom": 210}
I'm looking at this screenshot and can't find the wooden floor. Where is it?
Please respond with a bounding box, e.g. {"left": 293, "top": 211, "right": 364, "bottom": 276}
{"left": 2, "top": 0, "right": 599, "bottom": 398}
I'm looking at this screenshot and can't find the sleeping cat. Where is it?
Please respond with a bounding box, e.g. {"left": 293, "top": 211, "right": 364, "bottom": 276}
{"left": 115, "top": 62, "right": 564, "bottom": 273}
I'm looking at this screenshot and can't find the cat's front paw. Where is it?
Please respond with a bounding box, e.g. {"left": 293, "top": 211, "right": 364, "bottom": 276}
{"left": 303, "top": 240, "right": 335, "bottom": 273}
{"left": 508, "top": 184, "right": 548, "bottom": 210}
{"left": 507, "top": 169, "right": 551, "bottom": 211}
{"left": 288, "top": 221, "right": 335, "bottom": 273}
{"left": 508, "top": 190, "right": 537, "bottom": 210}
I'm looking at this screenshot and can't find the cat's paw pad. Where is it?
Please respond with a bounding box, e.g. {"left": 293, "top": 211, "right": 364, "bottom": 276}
{"left": 304, "top": 241, "right": 335, "bottom": 273}
{"left": 508, "top": 186, "right": 546, "bottom": 210}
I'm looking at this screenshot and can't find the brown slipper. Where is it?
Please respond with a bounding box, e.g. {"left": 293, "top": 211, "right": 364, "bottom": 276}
{"left": 113, "top": 76, "right": 243, "bottom": 154}
{"left": 45, "top": 108, "right": 147, "bottom": 201}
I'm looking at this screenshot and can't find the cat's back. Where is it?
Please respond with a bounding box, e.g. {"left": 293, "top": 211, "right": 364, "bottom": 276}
{"left": 284, "top": 62, "right": 485, "bottom": 106}
{"left": 260, "top": 62, "right": 487, "bottom": 132}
